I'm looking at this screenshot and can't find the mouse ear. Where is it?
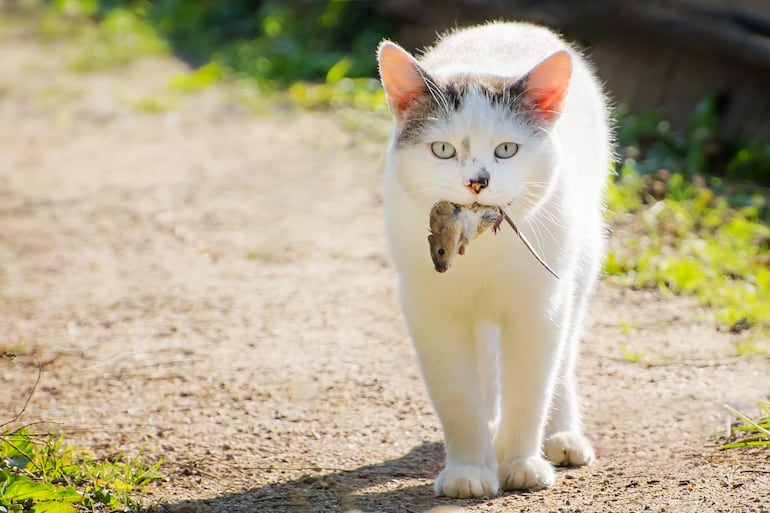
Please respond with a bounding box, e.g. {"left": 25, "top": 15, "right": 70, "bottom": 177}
{"left": 378, "top": 41, "right": 430, "bottom": 120}
{"left": 520, "top": 50, "right": 572, "bottom": 123}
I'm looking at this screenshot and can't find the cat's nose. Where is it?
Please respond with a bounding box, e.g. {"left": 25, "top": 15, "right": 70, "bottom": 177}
{"left": 467, "top": 170, "right": 490, "bottom": 193}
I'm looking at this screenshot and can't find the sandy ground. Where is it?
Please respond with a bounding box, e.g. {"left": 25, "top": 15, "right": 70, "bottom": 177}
{"left": 1, "top": 22, "right": 768, "bottom": 513}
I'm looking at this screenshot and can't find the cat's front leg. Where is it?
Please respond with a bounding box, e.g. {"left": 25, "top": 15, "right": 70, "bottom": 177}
{"left": 494, "top": 313, "right": 563, "bottom": 491}
{"left": 403, "top": 302, "right": 499, "bottom": 498}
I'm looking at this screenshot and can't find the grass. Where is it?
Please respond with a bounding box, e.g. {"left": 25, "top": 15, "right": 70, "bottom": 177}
{"left": 3, "top": 1, "right": 392, "bottom": 117}
{"left": 0, "top": 428, "right": 163, "bottom": 513}
{"left": 722, "top": 401, "right": 770, "bottom": 449}
{"left": 0, "top": 354, "right": 163, "bottom": 512}
{"left": 618, "top": 341, "right": 644, "bottom": 364}
{"left": 606, "top": 163, "right": 770, "bottom": 337}
{"left": 39, "top": 2, "right": 168, "bottom": 72}
{"left": 605, "top": 100, "right": 770, "bottom": 347}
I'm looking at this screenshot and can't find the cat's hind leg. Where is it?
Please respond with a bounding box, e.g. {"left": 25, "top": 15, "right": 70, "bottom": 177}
{"left": 542, "top": 352, "right": 595, "bottom": 467}
{"left": 543, "top": 261, "right": 597, "bottom": 467}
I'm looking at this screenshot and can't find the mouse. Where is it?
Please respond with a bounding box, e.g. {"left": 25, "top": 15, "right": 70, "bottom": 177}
{"left": 427, "top": 201, "right": 502, "bottom": 272}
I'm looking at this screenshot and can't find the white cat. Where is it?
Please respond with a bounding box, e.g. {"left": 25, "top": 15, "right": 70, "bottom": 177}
{"left": 377, "top": 22, "right": 612, "bottom": 498}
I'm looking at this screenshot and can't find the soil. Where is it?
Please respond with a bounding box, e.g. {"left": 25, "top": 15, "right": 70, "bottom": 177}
{"left": 1, "top": 22, "right": 768, "bottom": 513}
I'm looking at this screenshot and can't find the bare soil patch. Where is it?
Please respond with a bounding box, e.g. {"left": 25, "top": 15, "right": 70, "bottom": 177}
{"left": 1, "top": 28, "right": 768, "bottom": 513}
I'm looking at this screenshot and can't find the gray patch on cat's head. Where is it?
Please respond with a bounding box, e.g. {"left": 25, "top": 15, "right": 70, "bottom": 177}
{"left": 395, "top": 72, "right": 541, "bottom": 147}
{"left": 444, "top": 73, "right": 541, "bottom": 125}
{"left": 459, "top": 136, "right": 470, "bottom": 165}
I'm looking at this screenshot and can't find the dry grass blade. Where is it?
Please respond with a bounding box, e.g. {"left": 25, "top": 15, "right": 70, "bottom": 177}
{"left": 721, "top": 402, "right": 770, "bottom": 449}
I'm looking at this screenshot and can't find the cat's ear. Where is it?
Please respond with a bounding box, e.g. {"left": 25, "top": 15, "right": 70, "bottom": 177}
{"left": 378, "top": 41, "right": 429, "bottom": 120}
{"left": 521, "top": 50, "right": 572, "bottom": 123}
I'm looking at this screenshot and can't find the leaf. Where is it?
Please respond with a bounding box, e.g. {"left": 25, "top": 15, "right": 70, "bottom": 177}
{"left": 167, "top": 62, "right": 223, "bottom": 92}
{"left": 2, "top": 477, "right": 79, "bottom": 504}
{"left": 49, "top": 487, "right": 81, "bottom": 503}
{"left": 31, "top": 501, "right": 78, "bottom": 513}
{"left": 326, "top": 57, "right": 351, "bottom": 84}
{"left": 111, "top": 480, "right": 133, "bottom": 492}
{"left": 3, "top": 476, "right": 55, "bottom": 501}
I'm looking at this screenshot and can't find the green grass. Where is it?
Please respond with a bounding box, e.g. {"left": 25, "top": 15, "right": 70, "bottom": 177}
{"left": 4, "top": 1, "right": 391, "bottom": 116}
{"left": 722, "top": 401, "right": 770, "bottom": 449}
{"left": 39, "top": 2, "right": 168, "bottom": 72}
{"left": 606, "top": 98, "right": 770, "bottom": 345}
{"left": 606, "top": 160, "right": 770, "bottom": 341}
{"left": 618, "top": 341, "right": 644, "bottom": 364}
{"left": 0, "top": 428, "right": 162, "bottom": 512}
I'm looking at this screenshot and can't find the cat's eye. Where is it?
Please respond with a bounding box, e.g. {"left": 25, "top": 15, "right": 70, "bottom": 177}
{"left": 430, "top": 142, "right": 456, "bottom": 159}
{"left": 494, "top": 142, "right": 519, "bottom": 159}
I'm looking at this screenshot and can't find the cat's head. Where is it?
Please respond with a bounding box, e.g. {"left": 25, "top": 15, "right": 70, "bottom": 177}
{"left": 378, "top": 41, "right": 572, "bottom": 216}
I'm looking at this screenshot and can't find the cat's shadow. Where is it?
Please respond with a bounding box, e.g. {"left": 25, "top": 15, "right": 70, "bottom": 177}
{"left": 161, "top": 441, "right": 480, "bottom": 512}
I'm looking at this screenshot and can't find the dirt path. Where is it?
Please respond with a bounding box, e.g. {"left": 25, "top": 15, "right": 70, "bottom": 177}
{"left": 1, "top": 26, "right": 768, "bottom": 513}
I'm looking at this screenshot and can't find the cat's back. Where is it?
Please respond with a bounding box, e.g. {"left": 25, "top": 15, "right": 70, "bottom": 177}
{"left": 419, "top": 22, "right": 570, "bottom": 78}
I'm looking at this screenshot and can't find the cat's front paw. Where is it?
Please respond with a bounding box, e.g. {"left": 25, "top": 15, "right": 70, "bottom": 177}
{"left": 435, "top": 464, "right": 499, "bottom": 498}
{"left": 498, "top": 456, "right": 554, "bottom": 491}
{"left": 543, "top": 431, "right": 595, "bottom": 467}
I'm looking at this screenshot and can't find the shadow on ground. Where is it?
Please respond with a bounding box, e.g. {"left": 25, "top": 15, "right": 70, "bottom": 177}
{"left": 160, "top": 442, "right": 480, "bottom": 513}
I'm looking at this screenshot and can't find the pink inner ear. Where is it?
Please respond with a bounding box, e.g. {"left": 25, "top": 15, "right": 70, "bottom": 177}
{"left": 524, "top": 50, "right": 572, "bottom": 121}
{"left": 378, "top": 42, "right": 427, "bottom": 117}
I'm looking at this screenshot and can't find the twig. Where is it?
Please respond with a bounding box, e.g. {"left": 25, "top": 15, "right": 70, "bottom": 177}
{"left": 499, "top": 210, "right": 560, "bottom": 280}
{"left": 0, "top": 356, "right": 42, "bottom": 429}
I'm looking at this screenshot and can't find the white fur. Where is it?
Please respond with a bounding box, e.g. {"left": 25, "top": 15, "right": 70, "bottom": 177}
{"left": 381, "top": 22, "right": 611, "bottom": 497}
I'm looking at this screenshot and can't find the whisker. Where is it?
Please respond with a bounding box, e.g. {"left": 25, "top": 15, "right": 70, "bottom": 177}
{"left": 521, "top": 180, "right": 551, "bottom": 188}
{"left": 499, "top": 205, "right": 560, "bottom": 279}
{"left": 531, "top": 214, "right": 560, "bottom": 247}
{"left": 404, "top": 116, "right": 441, "bottom": 124}
{"left": 525, "top": 216, "right": 545, "bottom": 257}
{"left": 534, "top": 202, "right": 566, "bottom": 223}
{"left": 422, "top": 74, "right": 450, "bottom": 115}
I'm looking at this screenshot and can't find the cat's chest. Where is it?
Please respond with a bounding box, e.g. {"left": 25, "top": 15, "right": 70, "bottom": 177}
{"left": 392, "top": 209, "right": 557, "bottom": 302}
{"left": 408, "top": 242, "right": 558, "bottom": 321}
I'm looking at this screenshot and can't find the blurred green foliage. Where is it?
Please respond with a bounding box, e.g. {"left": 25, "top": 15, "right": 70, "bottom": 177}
{"left": 608, "top": 97, "right": 770, "bottom": 340}
{"left": 57, "top": 0, "right": 391, "bottom": 88}
{"left": 617, "top": 98, "right": 770, "bottom": 187}
{"left": 26, "top": 0, "right": 392, "bottom": 111}
{"left": 39, "top": 0, "right": 168, "bottom": 70}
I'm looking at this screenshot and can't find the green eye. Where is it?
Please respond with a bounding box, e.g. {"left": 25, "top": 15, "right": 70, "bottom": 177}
{"left": 494, "top": 142, "right": 519, "bottom": 159}
{"left": 431, "top": 141, "right": 456, "bottom": 159}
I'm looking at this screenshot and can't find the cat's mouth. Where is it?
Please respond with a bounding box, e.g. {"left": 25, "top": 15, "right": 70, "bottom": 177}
{"left": 469, "top": 199, "right": 514, "bottom": 208}
{"left": 463, "top": 198, "right": 515, "bottom": 212}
